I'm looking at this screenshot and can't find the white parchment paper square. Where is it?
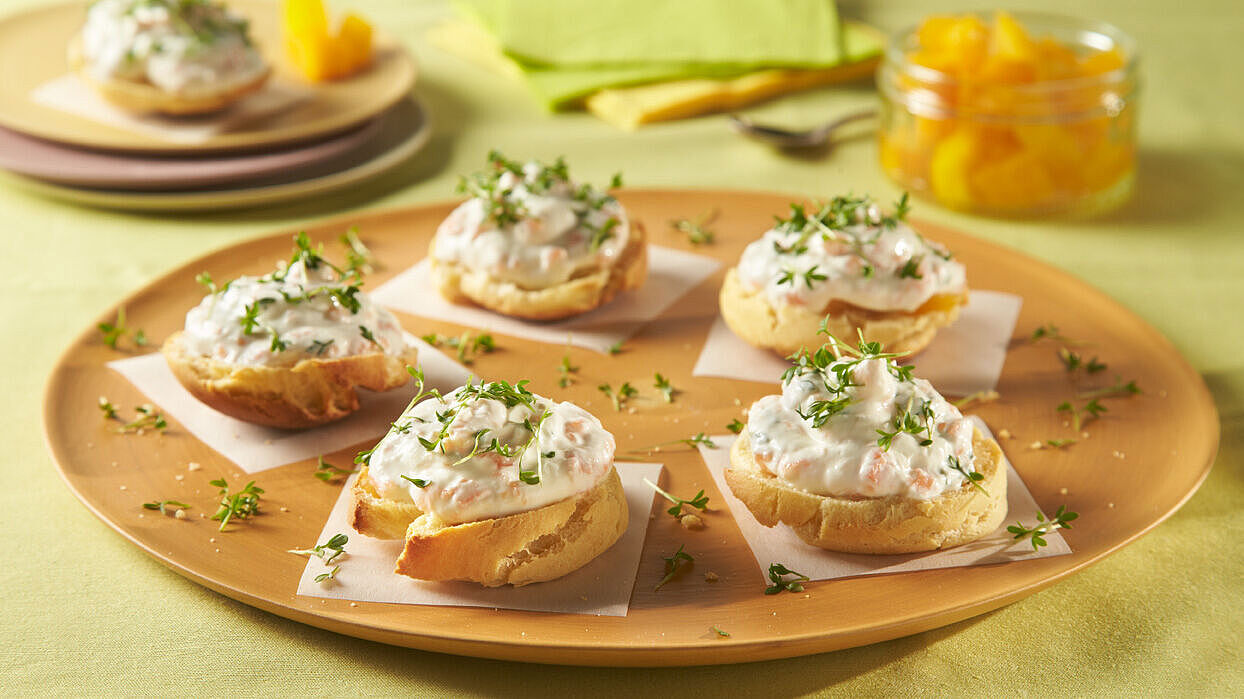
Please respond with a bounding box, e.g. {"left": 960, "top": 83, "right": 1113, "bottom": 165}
{"left": 106, "top": 336, "right": 469, "bottom": 473}
{"left": 294, "top": 462, "right": 663, "bottom": 616}
{"left": 30, "top": 74, "right": 311, "bottom": 145}
{"left": 369, "top": 246, "right": 721, "bottom": 354}
{"left": 692, "top": 290, "right": 1022, "bottom": 396}
{"left": 698, "top": 418, "right": 1070, "bottom": 583}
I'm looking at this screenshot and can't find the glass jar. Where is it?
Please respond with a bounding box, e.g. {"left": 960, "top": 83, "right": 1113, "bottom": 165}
{"left": 877, "top": 12, "right": 1139, "bottom": 217}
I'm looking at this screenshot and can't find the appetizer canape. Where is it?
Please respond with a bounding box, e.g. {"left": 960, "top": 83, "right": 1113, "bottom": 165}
{"left": 351, "top": 376, "right": 628, "bottom": 587}
{"left": 163, "top": 233, "right": 416, "bottom": 429}
{"left": 430, "top": 151, "right": 647, "bottom": 320}
{"left": 725, "top": 335, "right": 1006, "bottom": 553}
{"left": 720, "top": 194, "right": 966, "bottom": 356}
{"left": 73, "top": 0, "right": 270, "bottom": 115}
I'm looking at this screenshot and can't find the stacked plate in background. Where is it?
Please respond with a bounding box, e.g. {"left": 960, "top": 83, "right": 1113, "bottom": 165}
{"left": 0, "top": 1, "right": 429, "bottom": 211}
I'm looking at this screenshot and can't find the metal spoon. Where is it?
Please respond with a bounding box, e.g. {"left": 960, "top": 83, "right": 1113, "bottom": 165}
{"left": 727, "top": 109, "right": 878, "bottom": 149}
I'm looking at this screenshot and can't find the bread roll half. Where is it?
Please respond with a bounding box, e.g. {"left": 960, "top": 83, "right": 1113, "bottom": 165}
{"left": 350, "top": 466, "right": 424, "bottom": 541}
{"left": 430, "top": 223, "right": 648, "bottom": 321}
{"left": 725, "top": 429, "right": 1007, "bottom": 554}
{"left": 162, "top": 331, "right": 417, "bottom": 429}
{"left": 69, "top": 40, "right": 271, "bottom": 116}
{"left": 719, "top": 267, "right": 966, "bottom": 357}
{"left": 352, "top": 468, "right": 628, "bottom": 587}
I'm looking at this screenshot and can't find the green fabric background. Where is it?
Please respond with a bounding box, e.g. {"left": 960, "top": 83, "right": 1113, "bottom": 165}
{"left": 4, "top": 0, "right": 1241, "bottom": 695}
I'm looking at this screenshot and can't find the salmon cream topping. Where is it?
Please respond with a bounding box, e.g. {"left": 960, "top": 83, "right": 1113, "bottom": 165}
{"left": 365, "top": 380, "right": 616, "bottom": 525}
{"left": 735, "top": 196, "right": 965, "bottom": 312}
{"left": 81, "top": 0, "right": 267, "bottom": 97}
{"left": 181, "top": 237, "right": 406, "bottom": 367}
{"left": 747, "top": 341, "right": 978, "bottom": 500}
{"left": 432, "top": 152, "right": 629, "bottom": 290}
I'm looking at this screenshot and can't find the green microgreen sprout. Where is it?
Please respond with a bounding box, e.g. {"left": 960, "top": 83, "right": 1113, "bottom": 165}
{"left": 952, "top": 390, "right": 1000, "bottom": 410}
{"left": 98, "top": 396, "right": 119, "bottom": 420}
{"left": 896, "top": 255, "right": 924, "bottom": 280}
{"left": 1007, "top": 506, "right": 1078, "bottom": 551}
{"left": 1028, "top": 323, "right": 1088, "bottom": 346}
{"left": 587, "top": 217, "right": 620, "bottom": 251}
{"left": 558, "top": 353, "right": 579, "bottom": 387}
{"left": 117, "top": 404, "right": 169, "bottom": 434}
{"left": 764, "top": 563, "right": 810, "bottom": 595}
{"left": 314, "top": 456, "right": 357, "bottom": 483}
{"left": 727, "top": 418, "right": 745, "bottom": 434}
{"left": 340, "top": 227, "right": 378, "bottom": 277}
{"left": 401, "top": 475, "right": 431, "bottom": 488}
{"left": 288, "top": 532, "right": 349, "bottom": 566}
{"left": 423, "top": 332, "right": 496, "bottom": 364}
{"left": 643, "top": 478, "right": 710, "bottom": 518}
{"left": 195, "top": 271, "right": 219, "bottom": 294}
{"left": 1057, "top": 398, "right": 1107, "bottom": 433}
{"left": 670, "top": 208, "right": 719, "bottom": 245}
{"left": 598, "top": 382, "right": 638, "bottom": 411}
{"left": 97, "top": 307, "right": 147, "bottom": 350}
{"left": 315, "top": 566, "right": 341, "bottom": 584}
{"left": 782, "top": 328, "right": 913, "bottom": 434}
{"left": 209, "top": 478, "right": 263, "bottom": 532}
{"left": 654, "top": 373, "right": 677, "bottom": 403}
{"left": 142, "top": 500, "right": 190, "bottom": 516}
{"left": 1077, "top": 377, "right": 1142, "bottom": 400}
{"left": 710, "top": 626, "right": 731, "bottom": 638}
{"left": 948, "top": 456, "right": 988, "bottom": 496}
{"left": 607, "top": 341, "right": 624, "bottom": 355}
{"left": 654, "top": 544, "right": 694, "bottom": 591}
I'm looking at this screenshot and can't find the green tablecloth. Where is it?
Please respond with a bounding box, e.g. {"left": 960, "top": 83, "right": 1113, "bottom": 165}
{"left": 4, "top": 0, "right": 1240, "bottom": 694}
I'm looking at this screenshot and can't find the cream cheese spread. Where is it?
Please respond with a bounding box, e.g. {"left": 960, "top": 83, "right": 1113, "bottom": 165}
{"left": 432, "top": 152, "right": 629, "bottom": 290}
{"left": 364, "top": 380, "right": 616, "bottom": 525}
{"left": 81, "top": 0, "right": 267, "bottom": 97}
{"left": 181, "top": 237, "right": 406, "bottom": 367}
{"left": 746, "top": 340, "right": 978, "bottom": 500}
{"left": 735, "top": 196, "right": 965, "bottom": 313}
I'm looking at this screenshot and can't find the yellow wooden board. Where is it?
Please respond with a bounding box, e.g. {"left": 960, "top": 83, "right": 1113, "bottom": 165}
{"left": 0, "top": 1, "right": 416, "bottom": 154}
{"left": 42, "top": 190, "right": 1218, "bottom": 666}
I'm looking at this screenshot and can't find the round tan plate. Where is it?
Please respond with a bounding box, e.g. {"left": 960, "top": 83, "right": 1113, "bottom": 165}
{"left": 1, "top": 95, "right": 430, "bottom": 211}
{"left": 0, "top": 0, "right": 416, "bottom": 154}
{"left": 42, "top": 191, "right": 1218, "bottom": 666}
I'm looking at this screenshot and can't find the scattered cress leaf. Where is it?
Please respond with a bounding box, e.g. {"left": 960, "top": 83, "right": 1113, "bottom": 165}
{"left": 142, "top": 500, "right": 190, "bottom": 516}
{"left": 643, "top": 477, "right": 709, "bottom": 519}
{"left": 764, "top": 563, "right": 810, "bottom": 595}
{"left": 654, "top": 544, "right": 694, "bottom": 591}
{"left": 1007, "top": 506, "right": 1078, "bottom": 550}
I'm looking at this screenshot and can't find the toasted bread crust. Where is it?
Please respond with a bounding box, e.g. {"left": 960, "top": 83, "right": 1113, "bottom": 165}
{"left": 430, "top": 222, "right": 649, "bottom": 321}
{"left": 162, "top": 331, "right": 417, "bottom": 429}
{"left": 69, "top": 38, "right": 271, "bottom": 115}
{"left": 390, "top": 468, "right": 628, "bottom": 587}
{"left": 349, "top": 466, "right": 424, "bottom": 540}
{"left": 719, "top": 267, "right": 966, "bottom": 357}
{"left": 725, "top": 430, "right": 1007, "bottom": 553}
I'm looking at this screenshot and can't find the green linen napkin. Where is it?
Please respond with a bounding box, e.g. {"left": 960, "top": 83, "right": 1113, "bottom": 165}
{"left": 484, "top": 0, "right": 842, "bottom": 68}
{"left": 454, "top": 0, "right": 869, "bottom": 108}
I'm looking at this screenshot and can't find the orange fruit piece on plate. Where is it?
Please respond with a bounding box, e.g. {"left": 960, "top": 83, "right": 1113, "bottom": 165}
{"left": 283, "top": 0, "right": 373, "bottom": 81}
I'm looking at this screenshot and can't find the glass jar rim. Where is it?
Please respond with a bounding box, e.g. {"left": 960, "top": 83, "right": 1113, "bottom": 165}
{"left": 882, "top": 10, "right": 1140, "bottom": 96}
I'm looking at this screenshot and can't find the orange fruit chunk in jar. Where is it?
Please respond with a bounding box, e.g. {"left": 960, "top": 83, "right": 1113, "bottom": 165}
{"left": 881, "top": 11, "right": 1135, "bottom": 215}
{"left": 283, "top": 0, "right": 373, "bottom": 82}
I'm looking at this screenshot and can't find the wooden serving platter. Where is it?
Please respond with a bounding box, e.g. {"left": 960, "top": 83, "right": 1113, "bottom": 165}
{"left": 42, "top": 190, "right": 1218, "bottom": 666}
